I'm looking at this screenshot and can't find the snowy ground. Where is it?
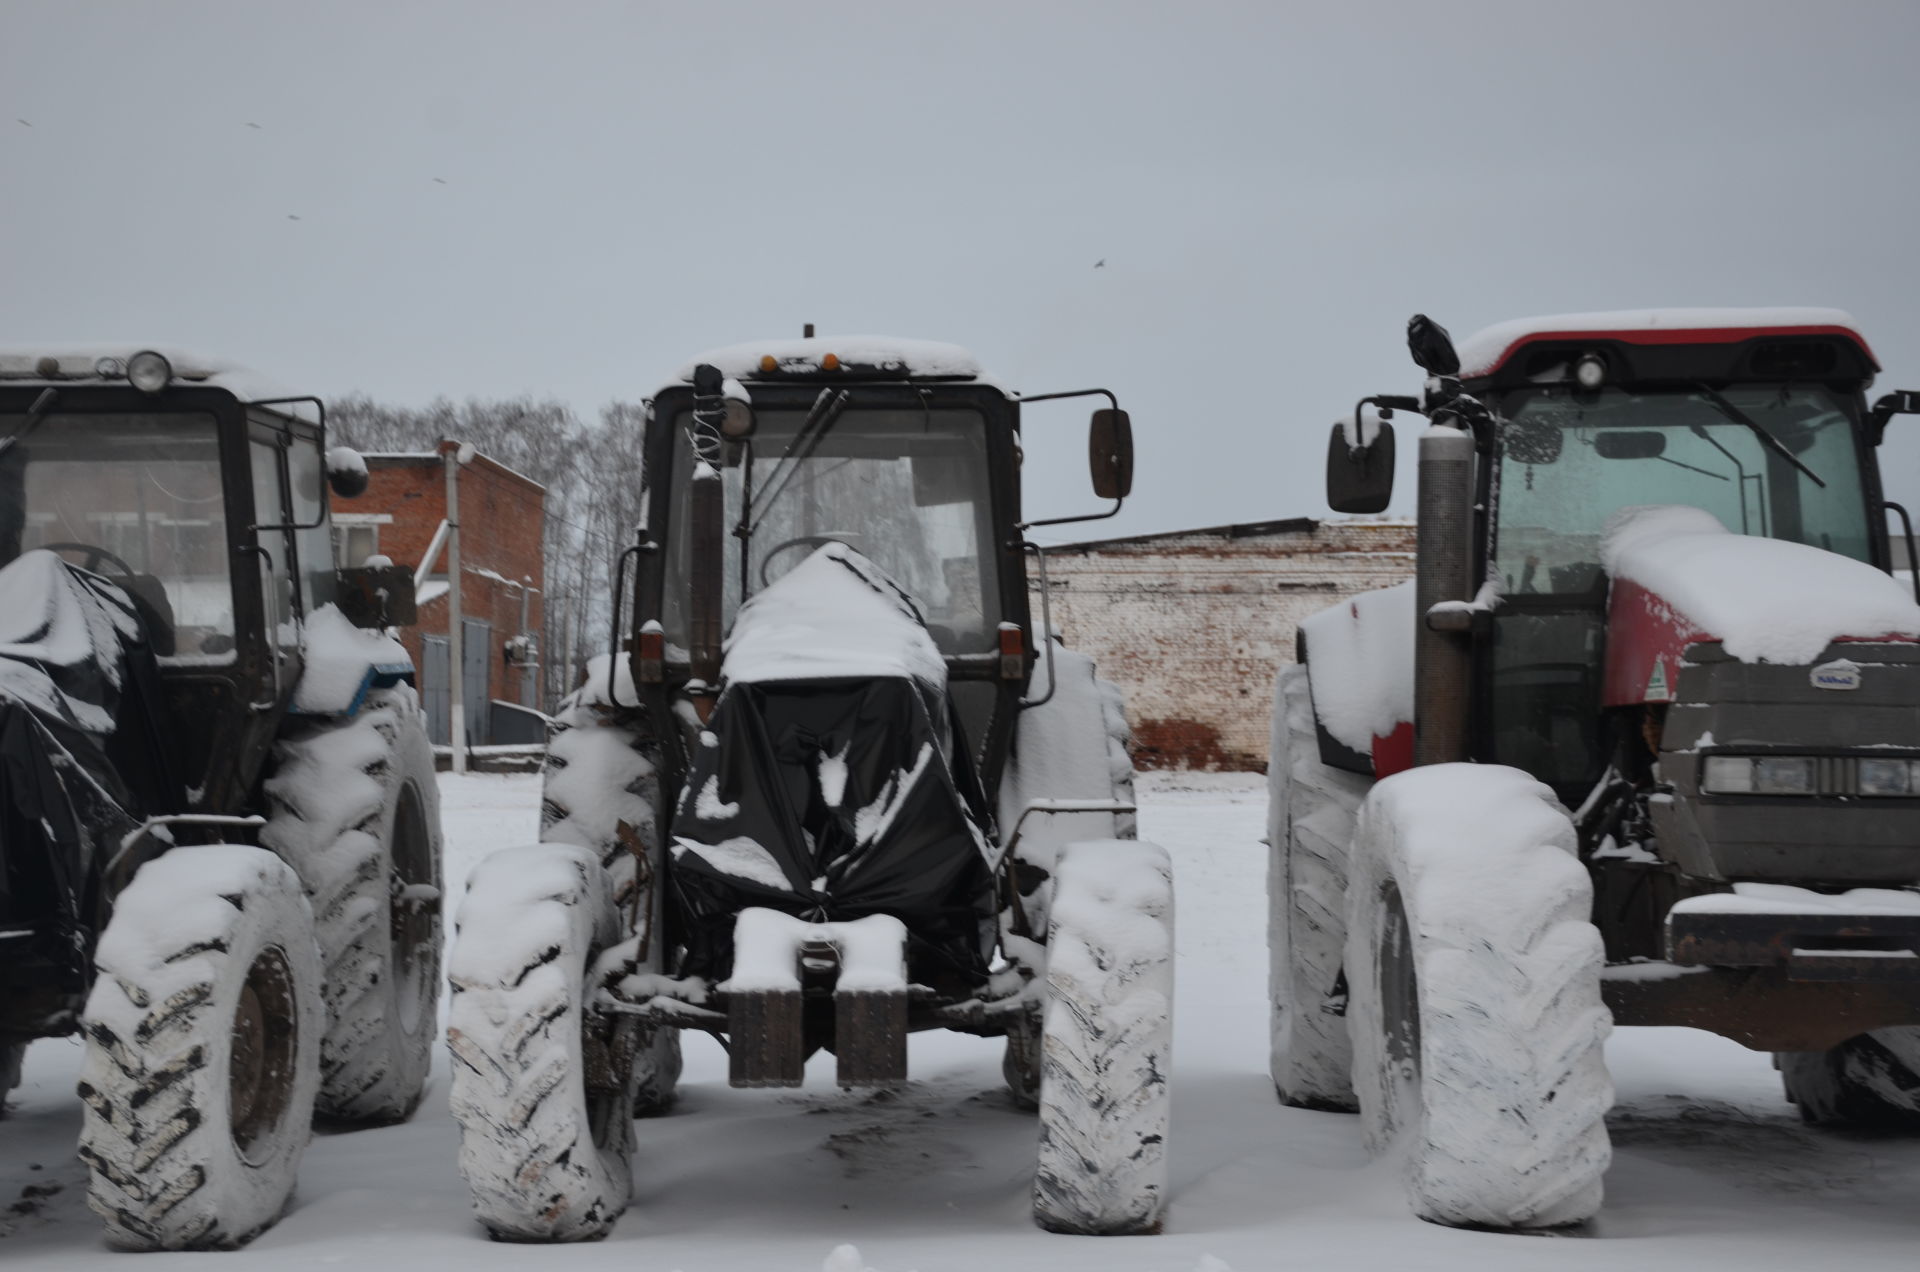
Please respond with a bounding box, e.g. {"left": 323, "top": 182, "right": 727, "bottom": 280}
{"left": 8, "top": 771, "right": 1920, "bottom": 1269}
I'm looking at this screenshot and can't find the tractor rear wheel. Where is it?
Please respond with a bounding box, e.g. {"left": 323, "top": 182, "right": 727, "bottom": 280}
{"left": 1779, "top": 1030, "right": 1920, "bottom": 1129}
{"left": 1268, "top": 663, "right": 1368, "bottom": 1112}
{"left": 540, "top": 698, "right": 681, "bottom": 1115}
{"left": 0, "top": 1037, "right": 25, "bottom": 1112}
{"left": 262, "top": 686, "right": 443, "bottom": 1124}
{"left": 77, "top": 845, "right": 322, "bottom": 1250}
{"left": 447, "top": 843, "right": 635, "bottom": 1243}
{"left": 1345, "top": 765, "right": 1612, "bottom": 1231}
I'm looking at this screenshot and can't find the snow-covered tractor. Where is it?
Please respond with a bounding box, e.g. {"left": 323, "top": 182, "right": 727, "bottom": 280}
{"left": 447, "top": 336, "right": 1172, "bottom": 1241}
{"left": 0, "top": 349, "right": 444, "bottom": 1248}
{"left": 1271, "top": 310, "right": 1920, "bottom": 1228}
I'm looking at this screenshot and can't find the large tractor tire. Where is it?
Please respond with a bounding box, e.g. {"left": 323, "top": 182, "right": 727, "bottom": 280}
{"left": 262, "top": 685, "right": 443, "bottom": 1124}
{"left": 447, "top": 843, "right": 635, "bottom": 1243}
{"left": 0, "top": 1037, "right": 25, "bottom": 1112}
{"left": 1268, "top": 663, "right": 1368, "bottom": 1112}
{"left": 999, "top": 645, "right": 1140, "bottom": 1109}
{"left": 1345, "top": 765, "right": 1612, "bottom": 1231}
{"left": 1033, "top": 838, "right": 1174, "bottom": 1237}
{"left": 1778, "top": 1030, "right": 1920, "bottom": 1129}
{"left": 77, "top": 845, "right": 323, "bottom": 1251}
{"left": 540, "top": 699, "right": 681, "bottom": 1115}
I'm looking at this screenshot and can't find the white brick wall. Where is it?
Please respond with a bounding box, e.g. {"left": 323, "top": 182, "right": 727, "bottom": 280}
{"left": 1031, "top": 518, "right": 1414, "bottom": 770}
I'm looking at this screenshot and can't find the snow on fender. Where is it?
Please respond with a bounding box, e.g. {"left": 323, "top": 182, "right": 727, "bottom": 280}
{"left": 1344, "top": 764, "right": 1612, "bottom": 1230}
{"left": 1034, "top": 838, "right": 1174, "bottom": 1236}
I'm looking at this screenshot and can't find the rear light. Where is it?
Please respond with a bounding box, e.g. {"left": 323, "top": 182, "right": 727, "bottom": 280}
{"left": 1701, "top": 754, "right": 1920, "bottom": 796}
{"left": 998, "top": 622, "right": 1025, "bottom": 680}
{"left": 1860, "top": 759, "right": 1920, "bottom": 797}
{"left": 637, "top": 621, "right": 665, "bottom": 684}
{"left": 1701, "top": 755, "right": 1813, "bottom": 795}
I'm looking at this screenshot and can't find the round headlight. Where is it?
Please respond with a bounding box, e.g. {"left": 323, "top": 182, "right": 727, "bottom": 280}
{"left": 126, "top": 350, "right": 173, "bottom": 394}
{"left": 94, "top": 355, "right": 124, "bottom": 378}
{"left": 721, "top": 398, "right": 755, "bottom": 438}
{"left": 1574, "top": 354, "right": 1606, "bottom": 390}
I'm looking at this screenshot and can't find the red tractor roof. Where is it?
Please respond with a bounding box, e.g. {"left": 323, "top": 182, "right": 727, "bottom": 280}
{"left": 1455, "top": 308, "right": 1878, "bottom": 379}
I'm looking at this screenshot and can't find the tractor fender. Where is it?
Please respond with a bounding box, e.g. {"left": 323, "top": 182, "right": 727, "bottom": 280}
{"left": 289, "top": 604, "right": 415, "bottom": 718}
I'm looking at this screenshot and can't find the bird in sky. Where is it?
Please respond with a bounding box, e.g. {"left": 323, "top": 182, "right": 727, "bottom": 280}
{"left": 246, "top": 122, "right": 261, "bottom": 129}
{"left": 15, "top": 119, "right": 29, "bottom": 127}
{"left": 433, "top": 177, "right": 447, "bottom": 184}
{"left": 1094, "top": 259, "right": 1106, "bottom": 269}
{"left": 287, "top": 214, "right": 301, "bottom": 221}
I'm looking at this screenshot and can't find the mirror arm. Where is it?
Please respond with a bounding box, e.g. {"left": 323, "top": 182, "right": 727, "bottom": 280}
{"left": 1015, "top": 386, "right": 1128, "bottom": 529}
{"left": 1869, "top": 390, "right": 1920, "bottom": 446}
{"left": 1884, "top": 500, "right": 1920, "bottom": 606}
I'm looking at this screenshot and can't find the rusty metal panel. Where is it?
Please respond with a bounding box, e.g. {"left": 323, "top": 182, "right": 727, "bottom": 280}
{"left": 1668, "top": 910, "right": 1920, "bottom": 976}
{"left": 728, "top": 990, "right": 805, "bottom": 1087}
{"left": 835, "top": 990, "right": 908, "bottom": 1087}
{"left": 1604, "top": 966, "right": 1920, "bottom": 1051}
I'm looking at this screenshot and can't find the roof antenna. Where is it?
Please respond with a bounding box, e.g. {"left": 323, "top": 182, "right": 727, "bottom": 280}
{"left": 803, "top": 323, "right": 815, "bottom": 339}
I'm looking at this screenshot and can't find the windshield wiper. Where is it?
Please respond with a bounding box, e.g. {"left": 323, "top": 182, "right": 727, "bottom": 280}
{"left": 743, "top": 387, "right": 852, "bottom": 537}
{"left": 0, "top": 388, "right": 59, "bottom": 459}
{"left": 1695, "top": 383, "right": 1826, "bottom": 489}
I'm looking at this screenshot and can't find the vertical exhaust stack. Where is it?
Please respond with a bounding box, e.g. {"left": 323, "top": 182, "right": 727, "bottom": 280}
{"left": 688, "top": 364, "right": 728, "bottom": 698}
{"left": 1413, "top": 424, "right": 1475, "bottom": 766}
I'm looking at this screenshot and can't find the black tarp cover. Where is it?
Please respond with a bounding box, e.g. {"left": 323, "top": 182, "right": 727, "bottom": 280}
{"left": 667, "top": 547, "right": 997, "bottom": 991}
{"left": 0, "top": 551, "right": 154, "bottom": 1004}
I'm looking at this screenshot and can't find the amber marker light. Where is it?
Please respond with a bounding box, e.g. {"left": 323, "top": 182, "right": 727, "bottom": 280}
{"left": 998, "top": 623, "right": 1025, "bottom": 679}
{"left": 760, "top": 355, "right": 779, "bottom": 373}
{"left": 821, "top": 352, "right": 840, "bottom": 371}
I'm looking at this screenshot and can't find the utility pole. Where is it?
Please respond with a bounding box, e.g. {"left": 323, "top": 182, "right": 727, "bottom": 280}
{"left": 443, "top": 440, "right": 469, "bottom": 775}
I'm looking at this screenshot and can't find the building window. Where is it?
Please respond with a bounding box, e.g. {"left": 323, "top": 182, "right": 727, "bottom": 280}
{"left": 333, "top": 522, "right": 379, "bottom": 567}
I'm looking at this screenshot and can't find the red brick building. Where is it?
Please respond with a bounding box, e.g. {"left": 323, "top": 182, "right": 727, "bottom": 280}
{"left": 1033, "top": 518, "right": 1416, "bottom": 770}
{"left": 335, "top": 447, "right": 546, "bottom": 745}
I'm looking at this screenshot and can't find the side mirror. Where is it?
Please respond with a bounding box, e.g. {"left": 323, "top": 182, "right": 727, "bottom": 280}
{"left": 1594, "top": 430, "right": 1666, "bottom": 460}
{"left": 1090, "top": 408, "right": 1133, "bottom": 500}
{"left": 334, "top": 563, "right": 418, "bottom": 628}
{"left": 1407, "top": 313, "right": 1461, "bottom": 377}
{"left": 326, "top": 447, "right": 369, "bottom": 499}
{"left": 1326, "top": 417, "right": 1396, "bottom": 514}
{"left": 1869, "top": 390, "right": 1920, "bottom": 446}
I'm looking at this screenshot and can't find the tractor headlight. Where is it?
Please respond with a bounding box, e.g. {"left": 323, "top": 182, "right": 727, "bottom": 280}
{"left": 1574, "top": 354, "right": 1607, "bottom": 390}
{"left": 126, "top": 350, "right": 173, "bottom": 394}
{"left": 1701, "top": 755, "right": 1816, "bottom": 795}
{"left": 1860, "top": 759, "right": 1920, "bottom": 797}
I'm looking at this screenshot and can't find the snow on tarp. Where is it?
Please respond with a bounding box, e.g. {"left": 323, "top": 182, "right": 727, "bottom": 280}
{"left": 1601, "top": 506, "right": 1920, "bottom": 664}
{"left": 292, "top": 603, "right": 413, "bottom": 715}
{"left": 1297, "top": 581, "right": 1415, "bottom": 754}
{"left": 1453, "top": 307, "right": 1869, "bottom": 378}
{"left": 678, "top": 336, "right": 981, "bottom": 382}
{"left": 670, "top": 544, "right": 994, "bottom": 987}
{"left": 723, "top": 543, "right": 946, "bottom": 688}
{"left": 0, "top": 549, "right": 143, "bottom": 736}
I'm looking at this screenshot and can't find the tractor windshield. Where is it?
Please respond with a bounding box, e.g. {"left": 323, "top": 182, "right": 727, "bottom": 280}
{"left": 0, "top": 411, "right": 235, "bottom": 664}
{"left": 663, "top": 405, "right": 1001, "bottom": 657}
{"left": 1493, "top": 383, "right": 1873, "bottom": 596}
{"left": 1486, "top": 383, "right": 1874, "bottom": 795}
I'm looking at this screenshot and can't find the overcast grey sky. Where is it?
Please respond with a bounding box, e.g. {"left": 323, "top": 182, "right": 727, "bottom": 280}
{"left": 6, "top": 0, "right": 1919, "bottom": 538}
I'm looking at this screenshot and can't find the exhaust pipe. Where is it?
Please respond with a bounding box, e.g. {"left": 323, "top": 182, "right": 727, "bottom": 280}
{"left": 1414, "top": 424, "right": 1475, "bottom": 766}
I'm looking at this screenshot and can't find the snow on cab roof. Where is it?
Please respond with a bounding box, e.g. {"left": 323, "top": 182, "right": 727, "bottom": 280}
{"left": 1455, "top": 308, "right": 1872, "bottom": 378}
{"left": 678, "top": 336, "right": 981, "bottom": 382}
{"left": 0, "top": 345, "right": 314, "bottom": 417}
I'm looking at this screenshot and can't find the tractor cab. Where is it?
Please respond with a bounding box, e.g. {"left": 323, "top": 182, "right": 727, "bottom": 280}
{"left": 636, "top": 336, "right": 1132, "bottom": 798}
{"left": 1328, "top": 310, "right": 1920, "bottom": 802}
{"left": 0, "top": 348, "right": 396, "bottom": 815}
